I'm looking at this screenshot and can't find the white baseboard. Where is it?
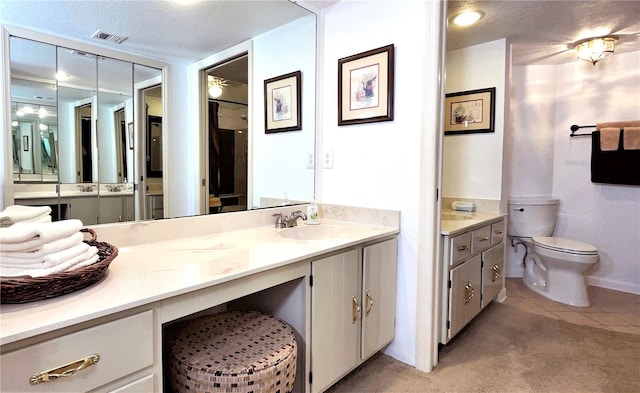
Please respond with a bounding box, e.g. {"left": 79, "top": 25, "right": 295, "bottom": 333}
{"left": 587, "top": 275, "right": 640, "bottom": 295}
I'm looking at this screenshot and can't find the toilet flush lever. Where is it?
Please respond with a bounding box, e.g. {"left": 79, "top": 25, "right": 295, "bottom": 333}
{"left": 513, "top": 208, "right": 525, "bottom": 212}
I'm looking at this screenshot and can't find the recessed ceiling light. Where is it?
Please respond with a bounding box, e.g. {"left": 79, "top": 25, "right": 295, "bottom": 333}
{"left": 56, "top": 71, "right": 69, "bottom": 81}
{"left": 451, "top": 10, "right": 484, "bottom": 27}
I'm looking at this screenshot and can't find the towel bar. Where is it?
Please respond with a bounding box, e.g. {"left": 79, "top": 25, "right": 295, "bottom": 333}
{"left": 570, "top": 124, "right": 595, "bottom": 137}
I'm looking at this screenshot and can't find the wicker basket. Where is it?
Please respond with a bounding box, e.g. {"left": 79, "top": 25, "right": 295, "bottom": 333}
{"left": 1, "top": 228, "right": 118, "bottom": 304}
{"left": 170, "top": 310, "right": 297, "bottom": 393}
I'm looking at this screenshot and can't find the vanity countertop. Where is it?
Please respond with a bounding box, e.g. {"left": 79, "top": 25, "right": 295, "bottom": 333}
{"left": 440, "top": 210, "right": 506, "bottom": 236}
{"left": 0, "top": 215, "right": 398, "bottom": 346}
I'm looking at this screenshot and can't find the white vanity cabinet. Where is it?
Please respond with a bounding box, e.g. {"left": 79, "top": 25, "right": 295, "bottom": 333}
{"left": 67, "top": 196, "right": 99, "bottom": 225}
{"left": 441, "top": 217, "right": 505, "bottom": 344}
{"left": 310, "top": 237, "right": 397, "bottom": 393}
{"left": 0, "top": 309, "right": 159, "bottom": 393}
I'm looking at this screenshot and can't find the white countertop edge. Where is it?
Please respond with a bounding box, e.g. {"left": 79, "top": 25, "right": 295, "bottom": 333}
{"left": 440, "top": 211, "right": 506, "bottom": 236}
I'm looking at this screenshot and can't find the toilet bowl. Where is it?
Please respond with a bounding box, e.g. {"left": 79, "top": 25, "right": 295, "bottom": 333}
{"left": 522, "top": 237, "right": 599, "bottom": 306}
{"left": 508, "top": 199, "right": 599, "bottom": 307}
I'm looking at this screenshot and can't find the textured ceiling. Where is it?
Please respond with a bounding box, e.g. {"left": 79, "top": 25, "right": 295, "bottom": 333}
{"left": 0, "top": 0, "right": 312, "bottom": 64}
{"left": 447, "top": 0, "right": 640, "bottom": 65}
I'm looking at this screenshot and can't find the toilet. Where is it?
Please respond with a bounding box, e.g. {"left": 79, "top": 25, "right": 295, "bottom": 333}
{"left": 508, "top": 198, "right": 599, "bottom": 307}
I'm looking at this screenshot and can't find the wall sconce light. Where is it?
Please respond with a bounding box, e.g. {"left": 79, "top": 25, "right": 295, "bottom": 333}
{"left": 574, "top": 36, "right": 617, "bottom": 65}
{"left": 207, "top": 75, "right": 227, "bottom": 98}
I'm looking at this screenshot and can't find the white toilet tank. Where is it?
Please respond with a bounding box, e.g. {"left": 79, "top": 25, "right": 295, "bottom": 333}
{"left": 508, "top": 198, "right": 559, "bottom": 237}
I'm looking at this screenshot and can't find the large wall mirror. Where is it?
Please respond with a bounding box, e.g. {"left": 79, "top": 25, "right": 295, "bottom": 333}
{"left": 5, "top": 0, "right": 315, "bottom": 223}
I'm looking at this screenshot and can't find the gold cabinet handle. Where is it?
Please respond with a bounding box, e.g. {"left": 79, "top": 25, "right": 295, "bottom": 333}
{"left": 491, "top": 264, "right": 501, "bottom": 282}
{"left": 464, "top": 282, "right": 475, "bottom": 304}
{"left": 478, "top": 236, "right": 490, "bottom": 242}
{"left": 365, "top": 290, "right": 374, "bottom": 316}
{"left": 352, "top": 296, "right": 360, "bottom": 324}
{"left": 494, "top": 230, "right": 504, "bottom": 235}
{"left": 30, "top": 354, "right": 100, "bottom": 385}
{"left": 457, "top": 245, "right": 469, "bottom": 251}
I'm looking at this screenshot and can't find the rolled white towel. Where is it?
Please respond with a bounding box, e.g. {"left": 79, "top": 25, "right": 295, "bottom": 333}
{"left": 0, "top": 219, "right": 83, "bottom": 251}
{"left": 0, "top": 245, "right": 99, "bottom": 277}
{"left": 1, "top": 213, "right": 51, "bottom": 227}
{"left": 1, "top": 232, "right": 84, "bottom": 260}
{"left": 0, "top": 205, "right": 52, "bottom": 224}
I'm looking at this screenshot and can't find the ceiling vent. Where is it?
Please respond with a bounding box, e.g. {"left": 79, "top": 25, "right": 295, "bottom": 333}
{"left": 91, "top": 30, "right": 128, "bottom": 44}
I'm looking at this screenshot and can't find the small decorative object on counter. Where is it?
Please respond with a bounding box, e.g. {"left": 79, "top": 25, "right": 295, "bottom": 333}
{"left": 306, "top": 200, "right": 320, "bottom": 225}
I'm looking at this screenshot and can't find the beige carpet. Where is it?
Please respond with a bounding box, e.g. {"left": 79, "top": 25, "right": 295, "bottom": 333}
{"left": 325, "top": 302, "right": 640, "bottom": 393}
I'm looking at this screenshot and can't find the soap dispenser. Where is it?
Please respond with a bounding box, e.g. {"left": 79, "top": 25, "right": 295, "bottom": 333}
{"left": 306, "top": 200, "right": 320, "bottom": 225}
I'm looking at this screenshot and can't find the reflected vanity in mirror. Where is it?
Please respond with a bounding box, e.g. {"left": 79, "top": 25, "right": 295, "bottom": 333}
{"left": 9, "top": 35, "right": 162, "bottom": 224}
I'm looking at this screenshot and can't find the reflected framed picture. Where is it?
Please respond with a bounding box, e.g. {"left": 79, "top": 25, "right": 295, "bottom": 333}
{"left": 338, "top": 44, "right": 394, "bottom": 126}
{"left": 128, "top": 122, "right": 134, "bottom": 150}
{"left": 22, "top": 135, "right": 29, "bottom": 151}
{"left": 444, "top": 87, "right": 495, "bottom": 135}
{"left": 264, "top": 71, "right": 302, "bottom": 133}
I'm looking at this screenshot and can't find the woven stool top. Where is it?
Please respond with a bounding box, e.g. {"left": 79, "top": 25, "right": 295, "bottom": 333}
{"left": 171, "top": 310, "right": 296, "bottom": 377}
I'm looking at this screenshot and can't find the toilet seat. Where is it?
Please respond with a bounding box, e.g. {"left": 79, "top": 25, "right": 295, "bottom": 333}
{"left": 532, "top": 237, "right": 597, "bottom": 256}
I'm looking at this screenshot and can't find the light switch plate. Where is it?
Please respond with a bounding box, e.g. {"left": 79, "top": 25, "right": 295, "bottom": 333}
{"left": 322, "top": 150, "right": 333, "bottom": 169}
{"left": 306, "top": 152, "right": 314, "bottom": 169}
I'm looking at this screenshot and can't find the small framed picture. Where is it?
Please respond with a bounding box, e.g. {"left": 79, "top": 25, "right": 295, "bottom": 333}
{"left": 338, "top": 44, "right": 394, "bottom": 126}
{"left": 264, "top": 71, "right": 302, "bottom": 133}
{"left": 128, "top": 122, "right": 134, "bottom": 150}
{"left": 23, "top": 135, "right": 29, "bottom": 151}
{"left": 444, "top": 87, "right": 496, "bottom": 135}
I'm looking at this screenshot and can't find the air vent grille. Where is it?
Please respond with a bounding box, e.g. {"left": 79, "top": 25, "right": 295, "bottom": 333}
{"left": 91, "top": 30, "right": 128, "bottom": 44}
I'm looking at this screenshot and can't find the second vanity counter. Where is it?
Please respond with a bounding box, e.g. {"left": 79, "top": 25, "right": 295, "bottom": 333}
{"left": 0, "top": 205, "right": 399, "bottom": 346}
{"left": 440, "top": 210, "right": 506, "bottom": 236}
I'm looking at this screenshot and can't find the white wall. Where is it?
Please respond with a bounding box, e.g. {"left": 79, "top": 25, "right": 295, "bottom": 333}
{"left": 506, "top": 50, "right": 640, "bottom": 294}
{"left": 320, "top": 1, "right": 440, "bottom": 367}
{"left": 252, "top": 15, "right": 316, "bottom": 206}
{"left": 443, "top": 40, "right": 507, "bottom": 202}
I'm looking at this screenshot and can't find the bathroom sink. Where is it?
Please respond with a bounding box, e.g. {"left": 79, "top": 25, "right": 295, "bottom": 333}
{"left": 441, "top": 213, "right": 474, "bottom": 221}
{"left": 278, "top": 224, "right": 346, "bottom": 240}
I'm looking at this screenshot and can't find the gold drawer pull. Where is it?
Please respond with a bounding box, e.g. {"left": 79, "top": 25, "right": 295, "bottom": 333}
{"left": 457, "top": 245, "right": 469, "bottom": 251}
{"left": 494, "top": 230, "right": 504, "bottom": 235}
{"left": 464, "top": 282, "right": 475, "bottom": 304}
{"left": 30, "top": 354, "right": 100, "bottom": 385}
{"left": 491, "top": 264, "right": 501, "bottom": 282}
{"left": 352, "top": 296, "right": 360, "bottom": 324}
{"left": 365, "top": 290, "right": 374, "bottom": 316}
{"left": 478, "top": 236, "right": 490, "bottom": 242}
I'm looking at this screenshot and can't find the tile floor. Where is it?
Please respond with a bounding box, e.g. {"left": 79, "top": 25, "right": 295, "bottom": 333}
{"left": 503, "top": 278, "right": 640, "bottom": 335}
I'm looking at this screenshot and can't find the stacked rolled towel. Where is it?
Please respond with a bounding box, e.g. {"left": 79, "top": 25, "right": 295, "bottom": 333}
{"left": 0, "top": 219, "right": 99, "bottom": 278}
{"left": 0, "top": 205, "right": 52, "bottom": 227}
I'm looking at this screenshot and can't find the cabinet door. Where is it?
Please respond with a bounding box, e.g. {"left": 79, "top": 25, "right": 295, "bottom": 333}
{"left": 68, "top": 196, "right": 98, "bottom": 225}
{"left": 311, "top": 249, "right": 361, "bottom": 393}
{"left": 447, "top": 255, "right": 482, "bottom": 340}
{"left": 99, "top": 197, "right": 125, "bottom": 224}
{"left": 361, "top": 238, "right": 397, "bottom": 360}
{"left": 482, "top": 242, "right": 504, "bottom": 308}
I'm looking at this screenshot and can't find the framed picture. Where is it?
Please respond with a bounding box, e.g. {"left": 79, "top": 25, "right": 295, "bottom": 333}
{"left": 264, "top": 71, "right": 302, "bottom": 133}
{"left": 444, "top": 87, "right": 495, "bottom": 135}
{"left": 23, "top": 135, "right": 29, "bottom": 151}
{"left": 338, "top": 44, "right": 394, "bottom": 126}
{"left": 128, "top": 122, "right": 134, "bottom": 150}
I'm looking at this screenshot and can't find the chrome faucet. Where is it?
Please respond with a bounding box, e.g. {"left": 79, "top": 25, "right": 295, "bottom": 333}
{"left": 273, "top": 211, "right": 307, "bottom": 228}
{"left": 283, "top": 211, "right": 307, "bottom": 227}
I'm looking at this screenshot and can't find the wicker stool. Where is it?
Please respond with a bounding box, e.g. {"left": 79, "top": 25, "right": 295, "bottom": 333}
{"left": 170, "top": 310, "right": 297, "bottom": 393}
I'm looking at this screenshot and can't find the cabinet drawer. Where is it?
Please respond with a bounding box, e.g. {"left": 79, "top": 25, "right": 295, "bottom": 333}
{"left": 471, "top": 225, "right": 492, "bottom": 254}
{"left": 449, "top": 232, "right": 471, "bottom": 266}
{"left": 491, "top": 220, "right": 505, "bottom": 245}
{"left": 1, "top": 310, "right": 154, "bottom": 393}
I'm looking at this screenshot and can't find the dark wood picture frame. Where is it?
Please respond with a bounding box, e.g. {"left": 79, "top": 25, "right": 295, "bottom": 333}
{"left": 264, "top": 71, "right": 302, "bottom": 133}
{"left": 444, "top": 87, "right": 496, "bottom": 135}
{"left": 338, "top": 44, "right": 394, "bottom": 126}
